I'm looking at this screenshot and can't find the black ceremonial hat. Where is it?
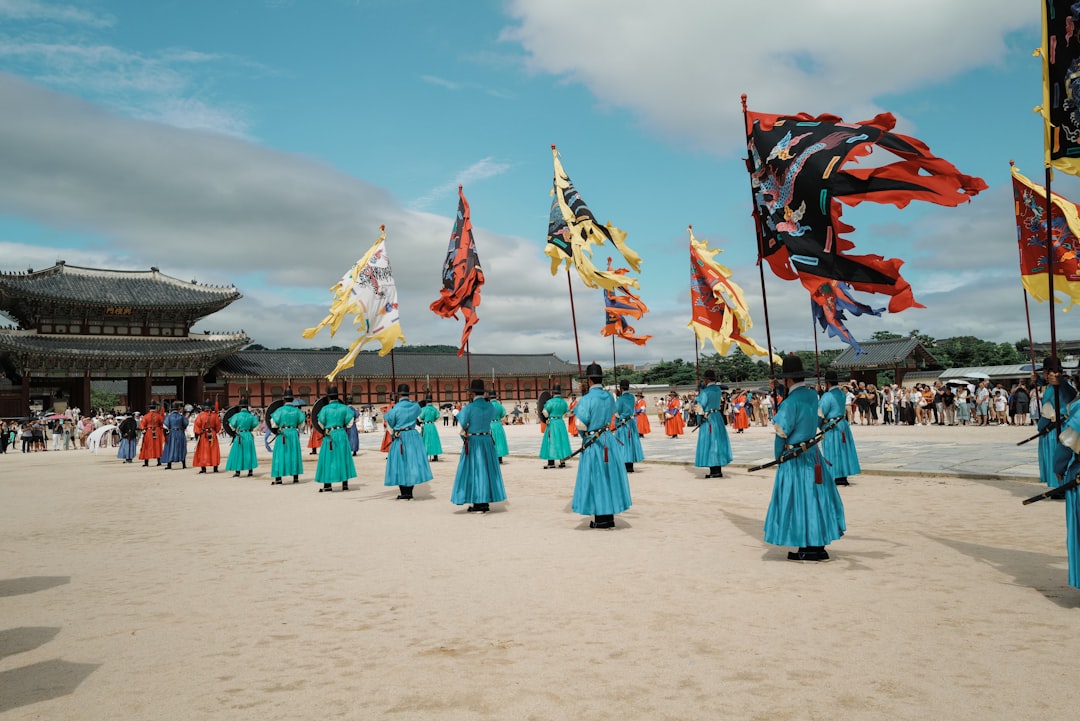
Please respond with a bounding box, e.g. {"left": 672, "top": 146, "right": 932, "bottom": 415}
{"left": 397, "top": 383, "right": 410, "bottom": 395}
{"left": 618, "top": 379, "right": 630, "bottom": 390}
{"left": 585, "top": 362, "right": 603, "bottom": 380}
{"left": 824, "top": 369, "right": 839, "bottom": 384}
{"left": 470, "top": 378, "right": 485, "bottom": 393}
{"left": 779, "top": 354, "right": 807, "bottom": 380}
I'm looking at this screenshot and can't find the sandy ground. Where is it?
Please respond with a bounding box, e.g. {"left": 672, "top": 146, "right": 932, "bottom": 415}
{"left": 2, "top": 421, "right": 1079, "bottom": 721}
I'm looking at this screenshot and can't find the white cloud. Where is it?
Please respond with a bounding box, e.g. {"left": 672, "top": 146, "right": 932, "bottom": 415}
{"left": 0, "top": 0, "right": 113, "bottom": 27}
{"left": 503, "top": 0, "right": 1035, "bottom": 153}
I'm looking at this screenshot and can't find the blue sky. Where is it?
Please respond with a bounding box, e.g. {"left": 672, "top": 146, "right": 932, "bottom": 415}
{"left": 0, "top": 0, "right": 1068, "bottom": 367}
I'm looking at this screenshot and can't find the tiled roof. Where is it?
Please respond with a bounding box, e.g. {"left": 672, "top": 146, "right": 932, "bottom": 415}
{"left": 0, "top": 331, "right": 251, "bottom": 359}
{"left": 216, "top": 350, "right": 580, "bottom": 379}
{"left": 830, "top": 338, "right": 939, "bottom": 369}
{"left": 0, "top": 262, "right": 241, "bottom": 309}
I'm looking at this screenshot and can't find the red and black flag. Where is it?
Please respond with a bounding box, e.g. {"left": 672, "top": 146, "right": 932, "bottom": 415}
{"left": 430, "top": 186, "right": 485, "bottom": 356}
{"left": 1041, "top": 1, "right": 1080, "bottom": 176}
{"left": 745, "top": 110, "right": 986, "bottom": 313}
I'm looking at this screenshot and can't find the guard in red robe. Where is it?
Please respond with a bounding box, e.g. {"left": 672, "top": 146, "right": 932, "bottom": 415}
{"left": 634, "top": 393, "right": 651, "bottom": 437}
{"left": 664, "top": 392, "right": 685, "bottom": 437}
{"left": 138, "top": 402, "right": 165, "bottom": 466}
{"left": 192, "top": 401, "right": 222, "bottom": 473}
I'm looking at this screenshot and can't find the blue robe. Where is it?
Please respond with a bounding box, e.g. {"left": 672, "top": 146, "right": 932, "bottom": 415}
{"left": 314, "top": 401, "right": 357, "bottom": 485}
{"left": 1040, "top": 382, "right": 1077, "bottom": 487}
{"left": 347, "top": 406, "right": 360, "bottom": 454}
{"left": 571, "top": 385, "right": 632, "bottom": 517}
{"left": 225, "top": 410, "right": 259, "bottom": 471}
{"left": 159, "top": 411, "right": 188, "bottom": 464}
{"left": 694, "top": 383, "right": 732, "bottom": 469}
{"left": 384, "top": 398, "right": 433, "bottom": 488}
{"left": 450, "top": 397, "right": 506, "bottom": 505}
{"left": 270, "top": 404, "right": 306, "bottom": 478}
{"left": 763, "top": 384, "right": 846, "bottom": 548}
{"left": 117, "top": 418, "right": 138, "bottom": 461}
{"left": 539, "top": 395, "right": 571, "bottom": 460}
{"left": 1053, "top": 396, "right": 1080, "bottom": 588}
{"left": 819, "top": 386, "right": 860, "bottom": 478}
{"left": 614, "top": 391, "right": 644, "bottom": 464}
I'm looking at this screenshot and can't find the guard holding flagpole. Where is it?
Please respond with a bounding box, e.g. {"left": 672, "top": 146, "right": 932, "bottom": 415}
{"left": 614, "top": 378, "right": 643, "bottom": 473}
{"left": 694, "top": 369, "right": 732, "bottom": 479}
{"left": 763, "top": 355, "right": 846, "bottom": 562}
{"left": 384, "top": 384, "right": 433, "bottom": 500}
{"left": 820, "top": 370, "right": 860, "bottom": 486}
{"left": 450, "top": 379, "right": 506, "bottom": 513}
{"left": 571, "top": 362, "right": 632, "bottom": 529}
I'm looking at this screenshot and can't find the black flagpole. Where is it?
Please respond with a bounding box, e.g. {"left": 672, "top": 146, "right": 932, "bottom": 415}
{"left": 742, "top": 94, "right": 778, "bottom": 378}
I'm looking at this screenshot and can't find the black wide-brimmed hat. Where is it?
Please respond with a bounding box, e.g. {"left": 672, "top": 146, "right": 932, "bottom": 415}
{"left": 824, "top": 369, "right": 839, "bottom": 384}
{"left": 618, "top": 379, "right": 630, "bottom": 390}
{"left": 551, "top": 383, "right": 562, "bottom": 394}
{"left": 397, "top": 383, "right": 410, "bottom": 395}
{"left": 779, "top": 354, "right": 807, "bottom": 380}
{"left": 585, "top": 362, "right": 603, "bottom": 380}
{"left": 238, "top": 397, "right": 249, "bottom": 408}
{"left": 1044, "top": 355, "right": 1063, "bottom": 373}
{"left": 470, "top": 378, "right": 485, "bottom": 394}
{"left": 326, "top": 385, "right": 339, "bottom": 399}
{"left": 703, "top": 369, "right": 716, "bottom": 381}
{"left": 283, "top": 387, "right": 294, "bottom": 400}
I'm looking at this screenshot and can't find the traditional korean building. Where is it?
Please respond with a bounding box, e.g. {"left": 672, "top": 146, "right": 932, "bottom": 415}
{"left": 0, "top": 262, "right": 250, "bottom": 417}
{"left": 829, "top": 337, "right": 940, "bottom": 386}
{"left": 214, "top": 350, "right": 580, "bottom": 408}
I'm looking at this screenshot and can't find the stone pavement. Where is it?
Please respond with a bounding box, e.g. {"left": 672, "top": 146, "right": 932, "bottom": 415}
{"left": 355, "top": 418, "right": 1044, "bottom": 484}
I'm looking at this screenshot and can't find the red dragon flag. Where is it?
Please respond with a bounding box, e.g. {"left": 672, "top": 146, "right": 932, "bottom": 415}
{"left": 687, "top": 227, "right": 775, "bottom": 360}
{"left": 1012, "top": 164, "right": 1080, "bottom": 309}
{"left": 430, "top": 185, "right": 485, "bottom": 356}
{"left": 1041, "top": 1, "right": 1080, "bottom": 177}
{"left": 601, "top": 257, "right": 651, "bottom": 347}
{"left": 546, "top": 145, "right": 642, "bottom": 291}
{"left": 745, "top": 107, "right": 987, "bottom": 313}
{"left": 302, "top": 225, "right": 406, "bottom": 380}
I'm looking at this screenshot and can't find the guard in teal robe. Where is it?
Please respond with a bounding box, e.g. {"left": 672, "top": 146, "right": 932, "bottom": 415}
{"left": 490, "top": 396, "right": 509, "bottom": 463}
{"left": 384, "top": 385, "right": 433, "bottom": 499}
{"left": 572, "top": 364, "right": 632, "bottom": 528}
{"left": 819, "top": 371, "right": 860, "bottom": 486}
{"left": 694, "top": 371, "right": 732, "bottom": 478}
{"left": 269, "top": 390, "right": 305, "bottom": 484}
{"left": 314, "top": 386, "right": 357, "bottom": 492}
{"left": 225, "top": 400, "right": 259, "bottom": 476}
{"left": 540, "top": 386, "right": 571, "bottom": 469}
{"left": 614, "top": 379, "right": 643, "bottom": 473}
{"left": 450, "top": 379, "right": 506, "bottom": 512}
{"left": 763, "top": 355, "right": 846, "bottom": 562}
{"left": 418, "top": 397, "right": 442, "bottom": 461}
{"left": 1039, "top": 356, "right": 1077, "bottom": 488}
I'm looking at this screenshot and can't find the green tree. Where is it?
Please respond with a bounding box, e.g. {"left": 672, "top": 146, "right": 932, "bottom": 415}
{"left": 91, "top": 388, "right": 121, "bottom": 412}
{"left": 871, "top": 331, "right": 902, "bottom": 341}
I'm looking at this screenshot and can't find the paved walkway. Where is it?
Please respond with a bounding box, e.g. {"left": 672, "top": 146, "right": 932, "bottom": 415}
{"left": 353, "top": 418, "right": 1044, "bottom": 484}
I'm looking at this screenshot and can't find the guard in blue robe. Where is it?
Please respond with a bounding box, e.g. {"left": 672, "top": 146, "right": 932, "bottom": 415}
{"left": 160, "top": 402, "right": 189, "bottom": 470}
{"left": 763, "top": 355, "right": 846, "bottom": 562}
{"left": 384, "top": 384, "right": 433, "bottom": 500}
{"left": 1039, "top": 356, "right": 1077, "bottom": 488}
{"left": 225, "top": 398, "right": 259, "bottom": 477}
{"left": 572, "top": 363, "right": 632, "bottom": 529}
{"left": 346, "top": 404, "right": 361, "bottom": 456}
{"left": 269, "top": 389, "right": 306, "bottom": 484}
{"left": 450, "top": 379, "right": 506, "bottom": 512}
{"left": 314, "top": 385, "right": 357, "bottom": 492}
{"left": 614, "top": 379, "right": 644, "bottom": 473}
{"left": 117, "top": 415, "right": 138, "bottom": 463}
{"left": 1053, "top": 393, "right": 1080, "bottom": 588}
{"left": 819, "top": 370, "right": 860, "bottom": 486}
{"left": 694, "top": 370, "right": 732, "bottom": 478}
{"left": 490, "top": 395, "right": 509, "bottom": 464}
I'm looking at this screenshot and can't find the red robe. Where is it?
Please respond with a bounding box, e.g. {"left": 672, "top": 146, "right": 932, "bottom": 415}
{"left": 635, "top": 397, "right": 651, "bottom": 435}
{"left": 192, "top": 409, "right": 222, "bottom": 467}
{"left": 138, "top": 409, "right": 165, "bottom": 460}
{"left": 567, "top": 399, "right": 579, "bottom": 436}
{"left": 664, "top": 397, "right": 685, "bottom": 437}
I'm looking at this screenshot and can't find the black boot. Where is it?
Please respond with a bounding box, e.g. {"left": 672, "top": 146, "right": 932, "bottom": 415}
{"left": 292, "top": 475, "right": 299, "bottom": 483}
{"left": 198, "top": 468, "right": 206, "bottom": 474}
{"left": 466, "top": 503, "right": 490, "bottom": 513}
{"left": 397, "top": 485, "right": 413, "bottom": 500}
{"left": 247, "top": 470, "right": 253, "bottom": 477}
{"left": 590, "top": 514, "right": 615, "bottom": 529}
{"left": 319, "top": 484, "right": 331, "bottom": 493}
{"left": 341, "top": 480, "right": 349, "bottom": 491}
{"left": 273, "top": 477, "right": 282, "bottom": 485}
{"left": 498, "top": 457, "right": 503, "bottom": 464}
{"left": 544, "top": 460, "right": 555, "bottom": 469}
{"left": 142, "top": 460, "right": 148, "bottom": 467}
{"left": 181, "top": 462, "right": 186, "bottom": 469}
{"left": 232, "top": 471, "right": 240, "bottom": 478}
{"left": 165, "top": 462, "right": 172, "bottom": 470}
{"left": 706, "top": 466, "right": 723, "bottom": 479}
{"left": 212, "top": 466, "right": 219, "bottom": 473}
{"left": 835, "top": 477, "right": 849, "bottom": 486}
{"left": 625, "top": 462, "right": 634, "bottom": 473}
{"left": 432, "top": 455, "right": 439, "bottom": 462}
